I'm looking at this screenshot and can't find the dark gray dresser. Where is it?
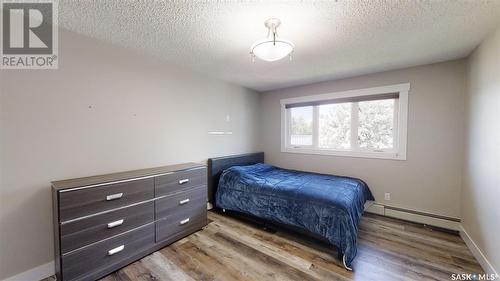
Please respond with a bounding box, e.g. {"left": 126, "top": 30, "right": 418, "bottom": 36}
{"left": 52, "top": 163, "right": 207, "bottom": 281}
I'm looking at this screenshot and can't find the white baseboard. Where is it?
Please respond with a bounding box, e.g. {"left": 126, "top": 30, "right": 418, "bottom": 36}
{"left": 365, "top": 203, "right": 460, "bottom": 231}
{"left": 2, "top": 261, "right": 54, "bottom": 281}
{"left": 365, "top": 202, "right": 385, "bottom": 215}
{"left": 459, "top": 225, "right": 499, "bottom": 276}
{"left": 384, "top": 208, "right": 460, "bottom": 230}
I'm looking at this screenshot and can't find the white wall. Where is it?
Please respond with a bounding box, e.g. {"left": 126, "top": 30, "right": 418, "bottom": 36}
{"left": 462, "top": 26, "right": 500, "bottom": 274}
{"left": 0, "top": 30, "right": 260, "bottom": 280}
{"left": 259, "top": 60, "right": 466, "bottom": 219}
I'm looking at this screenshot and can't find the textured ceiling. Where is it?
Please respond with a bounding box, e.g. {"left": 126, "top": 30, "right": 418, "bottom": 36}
{"left": 58, "top": 1, "right": 500, "bottom": 92}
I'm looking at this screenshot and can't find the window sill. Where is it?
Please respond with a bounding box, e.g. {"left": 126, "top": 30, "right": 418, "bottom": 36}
{"left": 281, "top": 147, "right": 406, "bottom": 160}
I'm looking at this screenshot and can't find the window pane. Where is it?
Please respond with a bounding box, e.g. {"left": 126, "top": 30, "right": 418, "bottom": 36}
{"left": 358, "top": 99, "right": 395, "bottom": 149}
{"left": 318, "top": 103, "right": 351, "bottom": 149}
{"left": 290, "top": 107, "right": 313, "bottom": 146}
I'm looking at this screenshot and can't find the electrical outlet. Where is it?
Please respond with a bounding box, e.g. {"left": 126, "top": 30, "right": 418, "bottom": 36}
{"left": 384, "top": 193, "right": 391, "bottom": 201}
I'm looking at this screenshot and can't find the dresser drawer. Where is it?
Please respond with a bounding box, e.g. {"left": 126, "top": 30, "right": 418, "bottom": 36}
{"left": 155, "top": 203, "right": 207, "bottom": 242}
{"left": 61, "top": 223, "right": 154, "bottom": 281}
{"left": 155, "top": 167, "right": 206, "bottom": 196}
{"left": 155, "top": 185, "right": 207, "bottom": 220}
{"left": 60, "top": 201, "right": 154, "bottom": 254}
{"left": 59, "top": 178, "right": 154, "bottom": 222}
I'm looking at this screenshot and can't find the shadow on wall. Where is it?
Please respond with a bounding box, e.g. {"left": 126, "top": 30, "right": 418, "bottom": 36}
{"left": 0, "top": 183, "right": 55, "bottom": 278}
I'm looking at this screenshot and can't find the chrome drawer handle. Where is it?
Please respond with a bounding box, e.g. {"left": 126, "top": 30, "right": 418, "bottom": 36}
{"left": 180, "top": 218, "right": 190, "bottom": 225}
{"left": 179, "top": 198, "right": 190, "bottom": 205}
{"left": 108, "top": 245, "right": 125, "bottom": 256}
{"left": 106, "top": 193, "right": 123, "bottom": 201}
{"left": 178, "top": 179, "right": 189, "bottom": 185}
{"left": 107, "top": 219, "right": 124, "bottom": 229}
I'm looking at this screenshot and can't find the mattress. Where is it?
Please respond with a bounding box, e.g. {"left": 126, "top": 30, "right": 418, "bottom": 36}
{"left": 215, "top": 163, "right": 374, "bottom": 268}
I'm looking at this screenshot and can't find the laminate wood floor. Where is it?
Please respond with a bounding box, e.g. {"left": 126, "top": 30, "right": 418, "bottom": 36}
{"left": 99, "top": 211, "right": 483, "bottom": 281}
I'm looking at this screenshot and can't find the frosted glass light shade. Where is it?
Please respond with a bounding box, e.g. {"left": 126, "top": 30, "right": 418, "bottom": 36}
{"left": 251, "top": 39, "right": 294, "bottom": 62}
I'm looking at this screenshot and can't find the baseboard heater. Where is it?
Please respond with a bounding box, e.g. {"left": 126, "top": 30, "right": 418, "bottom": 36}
{"left": 365, "top": 203, "right": 460, "bottom": 231}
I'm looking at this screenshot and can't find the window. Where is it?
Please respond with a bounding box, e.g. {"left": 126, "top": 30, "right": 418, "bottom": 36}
{"left": 290, "top": 107, "right": 313, "bottom": 146}
{"left": 318, "top": 103, "right": 351, "bottom": 149}
{"left": 281, "top": 83, "right": 409, "bottom": 160}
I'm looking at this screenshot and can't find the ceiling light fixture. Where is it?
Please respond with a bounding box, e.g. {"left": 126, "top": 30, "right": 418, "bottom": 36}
{"left": 250, "top": 18, "right": 294, "bottom": 62}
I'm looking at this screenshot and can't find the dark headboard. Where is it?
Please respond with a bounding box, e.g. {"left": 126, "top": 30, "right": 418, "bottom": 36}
{"left": 207, "top": 152, "right": 264, "bottom": 204}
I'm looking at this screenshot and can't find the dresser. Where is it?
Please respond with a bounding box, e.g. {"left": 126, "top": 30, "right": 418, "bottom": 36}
{"left": 52, "top": 163, "right": 207, "bottom": 281}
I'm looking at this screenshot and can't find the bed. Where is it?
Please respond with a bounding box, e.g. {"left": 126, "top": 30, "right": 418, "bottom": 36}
{"left": 207, "top": 152, "right": 374, "bottom": 269}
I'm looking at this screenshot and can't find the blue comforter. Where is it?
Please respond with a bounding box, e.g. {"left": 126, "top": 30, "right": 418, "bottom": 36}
{"left": 215, "top": 163, "right": 374, "bottom": 267}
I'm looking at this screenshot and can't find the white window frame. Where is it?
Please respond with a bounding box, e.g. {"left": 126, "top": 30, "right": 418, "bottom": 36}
{"left": 280, "top": 83, "right": 409, "bottom": 160}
